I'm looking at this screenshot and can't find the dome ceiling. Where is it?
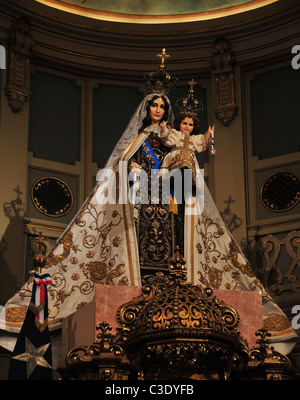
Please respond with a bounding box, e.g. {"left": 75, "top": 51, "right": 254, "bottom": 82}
{"left": 35, "top": 0, "right": 278, "bottom": 23}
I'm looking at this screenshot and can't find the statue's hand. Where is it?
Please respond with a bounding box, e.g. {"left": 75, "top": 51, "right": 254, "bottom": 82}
{"left": 205, "top": 125, "right": 215, "bottom": 145}
{"left": 130, "top": 161, "right": 142, "bottom": 174}
{"left": 160, "top": 120, "right": 168, "bottom": 134}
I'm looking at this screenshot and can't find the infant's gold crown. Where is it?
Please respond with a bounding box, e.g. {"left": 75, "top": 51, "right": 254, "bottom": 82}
{"left": 176, "top": 79, "right": 203, "bottom": 116}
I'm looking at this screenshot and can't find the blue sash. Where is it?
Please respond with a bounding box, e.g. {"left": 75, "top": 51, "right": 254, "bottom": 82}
{"left": 141, "top": 139, "right": 161, "bottom": 169}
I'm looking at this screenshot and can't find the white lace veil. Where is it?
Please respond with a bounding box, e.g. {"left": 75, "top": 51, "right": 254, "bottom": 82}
{"left": 62, "top": 92, "right": 174, "bottom": 236}
{"left": 104, "top": 92, "right": 174, "bottom": 171}
{"left": 100, "top": 90, "right": 217, "bottom": 222}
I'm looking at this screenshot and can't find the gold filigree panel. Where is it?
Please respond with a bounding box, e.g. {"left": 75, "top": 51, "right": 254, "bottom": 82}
{"left": 260, "top": 171, "right": 300, "bottom": 212}
{"left": 31, "top": 176, "right": 73, "bottom": 217}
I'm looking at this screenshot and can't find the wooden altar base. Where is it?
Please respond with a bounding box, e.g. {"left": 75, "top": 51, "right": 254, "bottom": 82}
{"left": 61, "top": 285, "right": 263, "bottom": 366}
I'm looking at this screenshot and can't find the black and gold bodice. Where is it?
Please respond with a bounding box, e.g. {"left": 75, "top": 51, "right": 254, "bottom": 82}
{"left": 130, "top": 131, "right": 184, "bottom": 276}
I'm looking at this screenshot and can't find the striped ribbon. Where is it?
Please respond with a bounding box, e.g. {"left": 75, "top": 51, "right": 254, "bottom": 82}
{"left": 30, "top": 272, "right": 52, "bottom": 332}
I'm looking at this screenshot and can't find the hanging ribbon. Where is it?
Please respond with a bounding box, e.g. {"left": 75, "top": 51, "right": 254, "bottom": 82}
{"left": 169, "top": 195, "right": 178, "bottom": 214}
{"left": 29, "top": 272, "right": 52, "bottom": 332}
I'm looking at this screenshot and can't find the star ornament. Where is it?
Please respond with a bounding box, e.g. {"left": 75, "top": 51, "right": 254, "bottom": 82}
{"left": 12, "top": 336, "right": 52, "bottom": 378}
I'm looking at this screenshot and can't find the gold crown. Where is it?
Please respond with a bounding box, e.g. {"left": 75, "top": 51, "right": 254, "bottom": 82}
{"left": 144, "top": 48, "right": 178, "bottom": 95}
{"left": 176, "top": 79, "right": 203, "bottom": 116}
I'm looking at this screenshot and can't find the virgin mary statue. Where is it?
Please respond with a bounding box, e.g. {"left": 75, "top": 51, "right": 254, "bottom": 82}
{"left": 0, "top": 56, "right": 298, "bottom": 356}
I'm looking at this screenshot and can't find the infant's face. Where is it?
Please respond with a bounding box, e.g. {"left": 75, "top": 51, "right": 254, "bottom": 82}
{"left": 180, "top": 117, "right": 194, "bottom": 134}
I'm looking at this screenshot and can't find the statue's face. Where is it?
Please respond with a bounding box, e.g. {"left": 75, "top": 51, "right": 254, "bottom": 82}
{"left": 149, "top": 97, "right": 165, "bottom": 124}
{"left": 180, "top": 117, "right": 194, "bottom": 134}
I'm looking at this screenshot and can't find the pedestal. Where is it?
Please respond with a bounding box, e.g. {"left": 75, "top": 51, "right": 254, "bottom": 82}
{"left": 61, "top": 285, "right": 263, "bottom": 366}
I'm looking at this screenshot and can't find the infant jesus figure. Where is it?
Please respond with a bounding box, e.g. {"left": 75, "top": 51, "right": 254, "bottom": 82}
{"left": 158, "top": 111, "right": 214, "bottom": 214}
{"left": 159, "top": 112, "right": 215, "bottom": 183}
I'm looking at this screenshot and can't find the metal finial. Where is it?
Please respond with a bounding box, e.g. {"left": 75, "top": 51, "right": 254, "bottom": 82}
{"left": 188, "top": 79, "right": 196, "bottom": 92}
{"left": 157, "top": 48, "right": 170, "bottom": 70}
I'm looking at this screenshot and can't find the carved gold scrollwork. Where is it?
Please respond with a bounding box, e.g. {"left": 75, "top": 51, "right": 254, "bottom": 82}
{"left": 246, "top": 328, "right": 292, "bottom": 380}
{"left": 59, "top": 264, "right": 294, "bottom": 380}
{"left": 59, "top": 321, "right": 131, "bottom": 380}
{"left": 118, "top": 267, "right": 240, "bottom": 337}
{"left": 114, "top": 261, "right": 244, "bottom": 380}
{"left": 119, "top": 304, "right": 142, "bottom": 327}
{"left": 262, "top": 231, "right": 300, "bottom": 295}
{"left": 5, "top": 16, "right": 33, "bottom": 113}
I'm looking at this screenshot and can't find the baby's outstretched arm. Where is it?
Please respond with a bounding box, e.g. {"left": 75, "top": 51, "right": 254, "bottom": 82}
{"left": 204, "top": 125, "right": 215, "bottom": 146}
{"left": 159, "top": 120, "right": 169, "bottom": 137}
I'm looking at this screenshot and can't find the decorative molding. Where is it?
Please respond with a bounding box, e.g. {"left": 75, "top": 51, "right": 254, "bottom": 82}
{"left": 5, "top": 16, "right": 33, "bottom": 113}
{"left": 211, "top": 37, "right": 238, "bottom": 126}
{"left": 0, "top": 1, "right": 299, "bottom": 80}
